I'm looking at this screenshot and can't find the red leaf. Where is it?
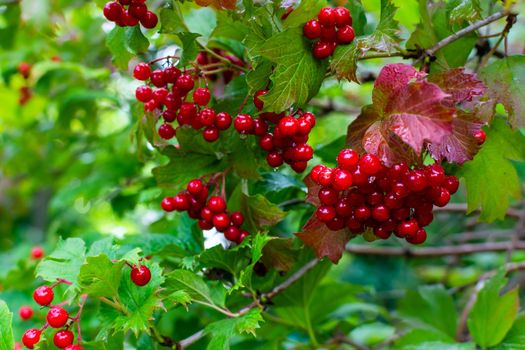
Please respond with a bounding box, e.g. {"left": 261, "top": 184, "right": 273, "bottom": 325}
{"left": 296, "top": 217, "right": 351, "bottom": 263}
{"left": 428, "top": 68, "right": 486, "bottom": 106}
{"left": 304, "top": 174, "right": 321, "bottom": 206}
{"left": 427, "top": 111, "right": 483, "bottom": 164}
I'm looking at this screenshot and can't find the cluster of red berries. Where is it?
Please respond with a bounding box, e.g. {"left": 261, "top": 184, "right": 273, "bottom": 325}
{"left": 103, "top": 0, "right": 158, "bottom": 29}
{"left": 232, "top": 90, "right": 316, "bottom": 173}
{"left": 134, "top": 62, "right": 232, "bottom": 143}
{"left": 196, "top": 50, "right": 245, "bottom": 84}
{"left": 309, "top": 149, "right": 460, "bottom": 244}
{"left": 17, "top": 62, "right": 32, "bottom": 106}
{"left": 303, "top": 7, "right": 355, "bottom": 59}
{"left": 161, "top": 178, "right": 250, "bottom": 244}
{"left": 21, "top": 281, "right": 83, "bottom": 350}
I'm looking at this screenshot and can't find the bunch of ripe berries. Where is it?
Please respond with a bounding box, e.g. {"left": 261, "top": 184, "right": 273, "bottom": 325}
{"left": 103, "top": 0, "right": 158, "bottom": 29}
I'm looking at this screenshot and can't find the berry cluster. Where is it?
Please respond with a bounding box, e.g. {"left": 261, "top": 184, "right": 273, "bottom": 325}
{"left": 161, "top": 178, "right": 250, "bottom": 244}
{"left": 196, "top": 50, "right": 245, "bottom": 83}
{"left": 232, "top": 90, "right": 316, "bottom": 173}
{"left": 303, "top": 7, "right": 355, "bottom": 59}
{"left": 17, "top": 62, "right": 32, "bottom": 106}
{"left": 134, "top": 61, "right": 232, "bottom": 143}
{"left": 103, "top": 0, "right": 158, "bottom": 29}
{"left": 309, "top": 149, "right": 459, "bottom": 244}
{"left": 21, "top": 281, "right": 83, "bottom": 350}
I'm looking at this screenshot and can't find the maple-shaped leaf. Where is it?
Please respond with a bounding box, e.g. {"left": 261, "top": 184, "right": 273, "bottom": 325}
{"left": 346, "top": 64, "right": 454, "bottom": 165}
{"left": 195, "top": 0, "right": 236, "bottom": 10}
{"left": 304, "top": 174, "right": 321, "bottom": 206}
{"left": 296, "top": 217, "right": 352, "bottom": 264}
{"left": 427, "top": 111, "right": 483, "bottom": 164}
{"left": 428, "top": 68, "right": 486, "bottom": 106}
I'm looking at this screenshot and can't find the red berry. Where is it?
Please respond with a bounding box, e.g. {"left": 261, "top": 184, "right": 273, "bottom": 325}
{"left": 135, "top": 86, "right": 153, "bottom": 102}
{"left": 150, "top": 69, "right": 166, "bottom": 87}
{"left": 54, "top": 330, "right": 74, "bottom": 349}
{"left": 310, "top": 164, "right": 327, "bottom": 183}
{"left": 316, "top": 206, "right": 336, "bottom": 222}
{"left": 193, "top": 88, "right": 211, "bottom": 106}
{"left": 259, "top": 134, "right": 275, "bottom": 152}
{"left": 443, "top": 176, "right": 459, "bottom": 194}
{"left": 416, "top": 211, "right": 434, "bottom": 227}
{"left": 161, "top": 197, "right": 177, "bottom": 212}
{"left": 320, "top": 25, "right": 337, "bottom": 42}
{"left": 33, "top": 286, "right": 54, "bottom": 306}
{"left": 31, "top": 247, "right": 44, "bottom": 260}
{"left": 266, "top": 152, "right": 284, "bottom": 167}
{"left": 312, "top": 41, "right": 334, "bottom": 59}
{"left": 199, "top": 219, "right": 213, "bottom": 230}
{"left": 207, "top": 196, "right": 226, "bottom": 213}
{"left": 294, "top": 144, "right": 313, "bottom": 161}
{"left": 164, "top": 66, "right": 181, "bottom": 84}
{"left": 334, "top": 6, "right": 352, "bottom": 27}
{"left": 384, "top": 193, "right": 402, "bottom": 209}
{"left": 319, "top": 188, "right": 339, "bottom": 206}
{"left": 303, "top": 20, "right": 321, "bottom": 39}
{"left": 47, "top": 307, "right": 69, "bottom": 328}
{"left": 296, "top": 117, "right": 312, "bottom": 135}
{"left": 317, "top": 168, "right": 334, "bottom": 187}
{"left": 178, "top": 102, "right": 197, "bottom": 124}
{"left": 22, "top": 329, "right": 41, "bottom": 349}
{"left": 231, "top": 211, "right": 244, "bottom": 226}
{"left": 326, "top": 216, "right": 346, "bottom": 231}
{"left": 337, "top": 149, "right": 359, "bottom": 170}
{"left": 426, "top": 163, "right": 445, "bottom": 186}
{"left": 354, "top": 206, "right": 371, "bottom": 221}
{"left": 129, "top": 2, "right": 147, "bottom": 19}
{"left": 406, "top": 170, "right": 428, "bottom": 192}
{"left": 18, "top": 62, "right": 31, "bottom": 79}
{"left": 254, "top": 90, "right": 268, "bottom": 111}
{"left": 318, "top": 7, "right": 336, "bottom": 27}
{"left": 224, "top": 226, "right": 240, "bottom": 241}
{"left": 158, "top": 123, "right": 176, "bottom": 140}
{"left": 176, "top": 74, "right": 195, "bottom": 94}
{"left": 253, "top": 118, "right": 269, "bottom": 136}
{"left": 172, "top": 194, "right": 190, "bottom": 211}
{"left": 164, "top": 92, "right": 181, "bottom": 110}
{"left": 359, "top": 154, "right": 382, "bottom": 175}
{"left": 388, "top": 162, "right": 409, "bottom": 180}
{"left": 19, "top": 306, "right": 33, "bottom": 320}
{"left": 215, "top": 112, "right": 232, "bottom": 130}
{"left": 432, "top": 187, "right": 451, "bottom": 207}
{"left": 331, "top": 168, "right": 353, "bottom": 191}
{"left": 203, "top": 127, "right": 219, "bottom": 142}
{"left": 397, "top": 219, "right": 419, "bottom": 238}
{"left": 302, "top": 112, "right": 316, "bottom": 127}
{"left": 346, "top": 216, "right": 363, "bottom": 233}
{"left": 392, "top": 207, "right": 410, "bottom": 221}
{"left": 392, "top": 181, "right": 409, "bottom": 198}
{"left": 103, "top": 2, "right": 124, "bottom": 22}
{"left": 335, "top": 198, "right": 353, "bottom": 217}
{"left": 336, "top": 25, "right": 355, "bottom": 44}
{"left": 367, "top": 191, "right": 383, "bottom": 206}
{"left": 407, "top": 228, "right": 427, "bottom": 244}
{"left": 237, "top": 230, "right": 250, "bottom": 244}
{"left": 198, "top": 108, "right": 216, "bottom": 127}
{"left": 122, "top": 10, "right": 139, "bottom": 26}
{"left": 372, "top": 205, "right": 390, "bottom": 222}
{"left": 277, "top": 116, "right": 298, "bottom": 136}
{"left": 140, "top": 11, "right": 158, "bottom": 29}
{"left": 351, "top": 166, "right": 367, "bottom": 186}
{"left": 133, "top": 63, "right": 151, "bottom": 81}
{"left": 213, "top": 213, "right": 230, "bottom": 231}
{"left": 374, "top": 225, "right": 392, "bottom": 239}
{"left": 187, "top": 179, "right": 204, "bottom": 196}
{"left": 474, "top": 130, "right": 486, "bottom": 144}
{"left": 234, "top": 114, "right": 255, "bottom": 134}
{"left": 131, "top": 265, "right": 151, "bottom": 286}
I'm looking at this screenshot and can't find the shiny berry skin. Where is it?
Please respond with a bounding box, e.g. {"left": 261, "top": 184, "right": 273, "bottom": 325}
{"left": 310, "top": 164, "right": 327, "bottom": 183}
{"left": 203, "top": 127, "right": 219, "bottom": 142}
{"left": 384, "top": 193, "right": 402, "bottom": 209}
{"left": 359, "top": 154, "right": 382, "bottom": 175}
{"left": 316, "top": 206, "right": 336, "bottom": 222}
{"left": 277, "top": 116, "right": 298, "bottom": 136}
{"left": 326, "top": 216, "right": 346, "bottom": 231}
{"left": 337, "top": 149, "right": 359, "bottom": 170}
{"left": 407, "top": 228, "right": 427, "bottom": 244}
{"left": 152, "top": 88, "right": 168, "bottom": 103}
{"left": 231, "top": 212, "right": 244, "bottom": 226}
{"left": 336, "top": 25, "right": 355, "bottom": 44}
{"left": 332, "top": 168, "right": 353, "bottom": 191}
{"left": 47, "top": 307, "right": 69, "bottom": 328}
{"left": 388, "top": 162, "right": 409, "bottom": 180}
{"left": 150, "top": 69, "right": 166, "bottom": 87}
{"left": 187, "top": 179, "right": 204, "bottom": 196}
{"left": 172, "top": 194, "right": 190, "bottom": 211}
{"left": 296, "top": 117, "right": 312, "bottom": 135}
{"left": 103, "top": 2, "right": 124, "bottom": 22}
{"left": 354, "top": 206, "right": 371, "bottom": 221}
{"left": 176, "top": 74, "right": 195, "bottom": 94}
{"left": 22, "top": 329, "right": 41, "bottom": 349}
{"left": 237, "top": 230, "right": 250, "bottom": 244}
{"left": 397, "top": 219, "right": 419, "bottom": 238}
{"left": 372, "top": 205, "right": 390, "bottom": 222}
{"left": 199, "top": 219, "right": 213, "bottom": 230}
{"left": 193, "top": 88, "right": 211, "bottom": 106}
{"left": 367, "top": 192, "right": 383, "bottom": 206}
{"left": 135, "top": 86, "right": 152, "bottom": 102}
{"left": 335, "top": 199, "right": 353, "bottom": 217}
{"left": 318, "top": 7, "right": 336, "bottom": 26}
{"left": 303, "top": 19, "right": 321, "bottom": 39}
{"left": 122, "top": 10, "right": 139, "bottom": 26}
{"left": 426, "top": 164, "right": 445, "bottom": 186}
{"left": 224, "top": 226, "right": 240, "bottom": 241}
{"left": 215, "top": 112, "right": 232, "bottom": 130}
{"left": 317, "top": 168, "right": 334, "bottom": 187}
{"left": 213, "top": 213, "right": 230, "bottom": 231}
{"left": 33, "top": 286, "right": 54, "bottom": 306}
{"left": 54, "top": 330, "right": 74, "bottom": 349}
{"left": 259, "top": 134, "right": 274, "bottom": 151}
{"left": 207, "top": 196, "right": 226, "bottom": 213}
{"left": 303, "top": 112, "right": 316, "bottom": 127}
{"left": 253, "top": 118, "right": 268, "bottom": 136}
{"left": 319, "top": 188, "right": 339, "bottom": 205}
{"left": 131, "top": 265, "right": 151, "bottom": 286}
{"left": 443, "top": 176, "right": 459, "bottom": 194}
{"left": 133, "top": 63, "right": 151, "bottom": 81}
{"left": 129, "top": 3, "right": 147, "bottom": 19}
{"left": 161, "top": 197, "right": 176, "bottom": 212}
{"left": 334, "top": 6, "right": 352, "bottom": 27}
{"left": 254, "top": 90, "right": 268, "bottom": 110}
{"left": 416, "top": 211, "right": 434, "bottom": 227}
{"left": 163, "top": 66, "right": 181, "bottom": 84}
{"left": 179, "top": 102, "right": 197, "bottom": 123}
{"left": 19, "top": 306, "right": 33, "bottom": 320}
{"left": 406, "top": 170, "right": 428, "bottom": 192}
{"left": 312, "top": 41, "right": 334, "bottom": 59}
{"left": 140, "top": 11, "right": 158, "bottom": 29}
{"left": 294, "top": 144, "right": 313, "bottom": 161}
{"left": 320, "top": 25, "right": 337, "bottom": 42}
{"left": 374, "top": 225, "right": 392, "bottom": 239}
{"left": 31, "top": 247, "right": 44, "bottom": 259}
{"left": 351, "top": 166, "right": 367, "bottom": 186}
{"left": 266, "top": 152, "right": 284, "bottom": 167}
{"left": 234, "top": 114, "right": 255, "bottom": 134}
{"left": 432, "top": 187, "right": 451, "bottom": 207}
{"left": 158, "top": 123, "right": 176, "bottom": 140}
{"left": 474, "top": 130, "right": 486, "bottom": 144}
{"left": 198, "top": 108, "right": 216, "bottom": 127}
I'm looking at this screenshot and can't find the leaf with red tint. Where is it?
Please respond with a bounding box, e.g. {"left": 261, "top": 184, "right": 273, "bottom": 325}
{"left": 427, "top": 111, "right": 484, "bottom": 164}
{"left": 372, "top": 64, "right": 427, "bottom": 110}
{"left": 195, "top": 0, "right": 236, "bottom": 10}
{"left": 296, "top": 217, "right": 351, "bottom": 263}
{"left": 428, "top": 68, "right": 486, "bottom": 106}
{"left": 304, "top": 174, "right": 321, "bottom": 206}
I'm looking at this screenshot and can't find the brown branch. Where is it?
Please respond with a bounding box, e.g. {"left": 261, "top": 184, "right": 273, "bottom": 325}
{"left": 345, "top": 241, "right": 525, "bottom": 257}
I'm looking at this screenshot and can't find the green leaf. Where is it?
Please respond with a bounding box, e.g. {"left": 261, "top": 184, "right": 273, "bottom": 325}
{"left": 258, "top": 27, "right": 328, "bottom": 112}
{"left": 0, "top": 300, "right": 14, "bottom": 350}
{"left": 494, "top": 313, "right": 525, "bottom": 350}
{"left": 449, "top": 0, "right": 481, "bottom": 24}
{"left": 282, "top": 0, "right": 327, "bottom": 29}
{"left": 164, "top": 269, "right": 226, "bottom": 309}
{"left": 159, "top": 1, "right": 188, "bottom": 34}
{"left": 177, "top": 32, "right": 201, "bottom": 67}
{"left": 394, "top": 328, "right": 456, "bottom": 349}
{"left": 36, "top": 237, "right": 86, "bottom": 289}
{"left": 350, "top": 322, "right": 395, "bottom": 346}
{"left": 399, "top": 342, "right": 475, "bottom": 350}
{"left": 166, "top": 290, "right": 192, "bottom": 309}
{"left": 78, "top": 255, "right": 124, "bottom": 298}
{"left": 479, "top": 55, "right": 525, "bottom": 128}
{"left": 106, "top": 26, "right": 149, "bottom": 70}
{"left": 204, "top": 309, "right": 264, "bottom": 350}
{"left": 124, "top": 26, "right": 149, "bottom": 55}
{"left": 212, "top": 11, "right": 251, "bottom": 41}
{"left": 458, "top": 118, "right": 525, "bottom": 222}
{"left": 468, "top": 270, "right": 519, "bottom": 347}
{"left": 246, "top": 59, "right": 273, "bottom": 95}
{"left": 398, "top": 285, "right": 458, "bottom": 338}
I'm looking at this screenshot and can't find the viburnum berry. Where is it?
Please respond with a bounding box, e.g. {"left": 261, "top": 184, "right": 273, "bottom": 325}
{"left": 231, "top": 211, "right": 244, "bottom": 226}
{"left": 224, "top": 226, "right": 241, "bottom": 241}
{"left": 443, "top": 175, "right": 460, "bottom": 194}
{"left": 176, "top": 74, "right": 195, "bottom": 94}
{"left": 22, "top": 329, "right": 41, "bottom": 349}
{"left": 103, "top": 2, "right": 124, "bottom": 22}
{"left": 334, "top": 6, "right": 352, "bottom": 27}
{"left": 207, "top": 196, "right": 227, "bottom": 213}
{"left": 19, "top": 306, "right": 33, "bottom": 320}
{"left": 163, "top": 66, "right": 181, "bottom": 84}
{"left": 407, "top": 228, "right": 427, "bottom": 244}
{"left": 202, "top": 127, "right": 220, "bottom": 142}
{"left": 193, "top": 88, "right": 211, "bottom": 106}
{"left": 161, "top": 197, "right": 177, "bottom": 212}
{"left": 319, "top": 188, "right": 339, "bottom": 206}
{"left": 234, "top": 114, "right": 255, "bottom": 134}
{"left": 312, "top": 41, "right": 334, "bottom": 59}
{"left": 212, "top": 213, "right": 230, "bottom": 231}
{"left": 316, "top": 206, "right": 336, "bottom": 222}
{"left": 336, "top": 25, "right": 355, "bottom": 44}
{"left": 158, "top": 123, "right": 176, "bottom": 140}
{"left": 277, "top": 116, "right": 298, "bottom": 136}
{"left": 372, "top": 205, "right": 390, "bottom": 222}
{"left": 215, "top": 112, "right": 232, "bottom": 130}
{"left": 474, "top": 130, "right": 486, "bottom": 144}
{"left": 187, "top": 179, "right": 204, "bottom": 195}
{"left": 128, "top": 2, "right": 147, "bottom": 19}
{"left": 320, "top": 25, "right": 337, "bottom": 42}
{"left": 150, "top": 69, "right": 166, "bottom": 88}
{"left": 31, "top": 246, "right": 44, "bottom": 259}
{"left": 318, "top": 7, "right": 336, "bottom": 26}
{"left": 303, "top": 19, "right": 321, "bottom": 39}
{"left": 331, "top": 168, "right": 353, "bottom": 191}
{"left": 337, "top": 149, "right": 359, "bottom": 170}
{"left": 33, "top": 286, "right": 54, "bottom": 306}
{"left": 47, "top": 307, "right": 69, "bottom": 328}
{"left": 359, "top": 153, "right": 382, "bottom": 175}
{"left": 406, "top": 170, "right": 428, "bottom": 192}
{"left": 253, "top": 90, "right": 268, "bottom": 110}
{"left": 131, "top": 265, "right": 151, "bottom": 286}
{"left": 18, "top": 62, "right": 31, "bottom": 79}
{"left": 397, "top": 219, "right": 419, "bottom": 238}
{"left": 135, "top": 86, "right": 153, "bottom": 102}
{"left": 54, "top": 330, "right": 74, "bottom": 349}
{"left": 133, "top": 63, "right": 151, "bottom": 81}
{"left": 140, "top": 11, "right": 158, "bottom": 29}
{"left": 266, "top": 152, "right": 284, "bottom": 167}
